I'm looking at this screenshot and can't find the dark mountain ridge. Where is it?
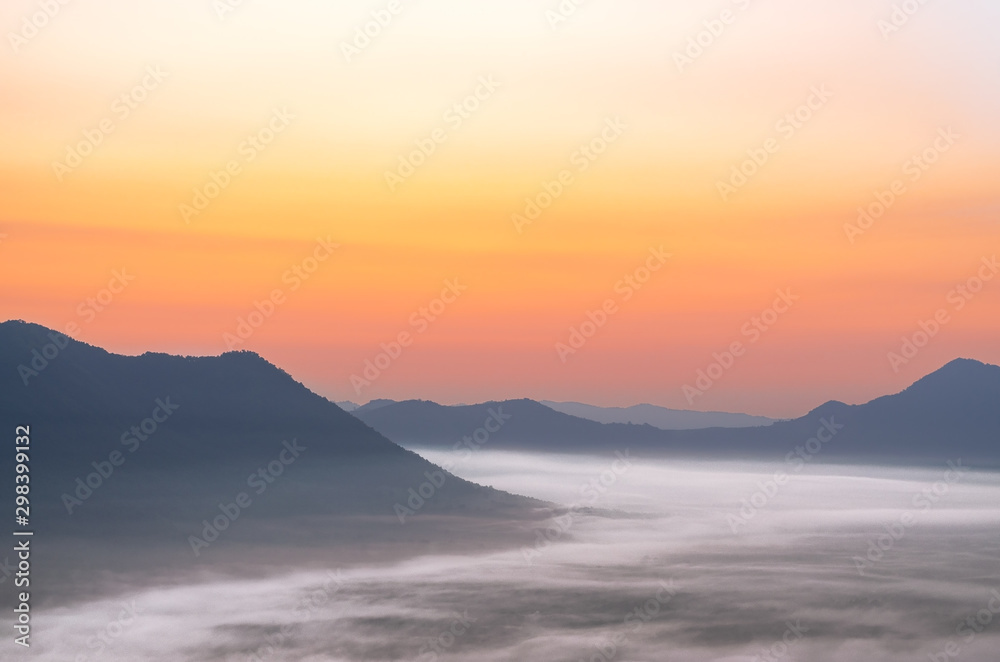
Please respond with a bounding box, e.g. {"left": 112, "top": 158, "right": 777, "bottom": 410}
{"left": 0, "top": 320, "right": 541, "bottom": 540}
{"left": 355, "top": 358, "right": 1000, "bottom": 466}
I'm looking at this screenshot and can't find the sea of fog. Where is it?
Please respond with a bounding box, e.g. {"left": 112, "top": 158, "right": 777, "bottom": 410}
{"left": 23, "top": 450, "right": 1000, "bottom": 661}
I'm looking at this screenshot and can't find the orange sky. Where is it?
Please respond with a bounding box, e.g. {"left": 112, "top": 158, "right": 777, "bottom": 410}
{"left": 2, "top": 0, "right": 999, "bottom": 417}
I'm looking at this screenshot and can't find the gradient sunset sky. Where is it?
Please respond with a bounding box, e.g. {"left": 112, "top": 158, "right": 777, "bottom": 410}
{"left": 2, "top": 0, "right": 999, "bottom": 417}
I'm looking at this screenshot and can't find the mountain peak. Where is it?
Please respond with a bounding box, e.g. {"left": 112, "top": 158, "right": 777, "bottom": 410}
{"left": 219, "top": 349, "right": 272, "bottom": 365}
{"left": 903, "top": 357, "right": 999, "bottom": 395}
{"left": 934, "top": 357, "right": 991, "bottom": 372}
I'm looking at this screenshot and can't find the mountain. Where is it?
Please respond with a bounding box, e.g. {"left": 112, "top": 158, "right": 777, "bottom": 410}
{"left": 355, "top": 359, "right": 1000, "bottom": 466}
{"left": 356, "top": 398, "right": 400, "bottom": 413}
{"left": 355, "top": 398, "right": 669, "bottom": 451}
{"left": 539, "top": 401, "right": 775, "bottom": 429}
{"left": 0, "top": 321, "right": 541, "bottom": 544}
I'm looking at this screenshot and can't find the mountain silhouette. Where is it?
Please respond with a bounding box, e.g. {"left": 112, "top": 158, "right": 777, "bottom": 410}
{"left": 355, "top": 359, "right": 1000, "bottom": 466}
{"left": 539, "top": 401, "right": 776, "bottom": 429}
{"left": 0, "top": 321, "right": 540, "bottom": 546}
{"left": 357, "top": 398, "right": 670, "bottom": 450}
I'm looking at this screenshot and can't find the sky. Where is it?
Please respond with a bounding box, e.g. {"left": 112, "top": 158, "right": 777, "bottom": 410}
{"left": 1, "top": 0, "right": 999, "bottom": 417}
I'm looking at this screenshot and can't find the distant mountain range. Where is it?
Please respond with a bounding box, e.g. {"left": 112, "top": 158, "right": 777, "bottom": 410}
{"left": 344, "top": 399, "right": 774, "bottom": 429}
{"left": 4, "top": 318, "right": 998, "bottom": 549}
{"left": 354, "top": 359, "right": 1000, "bottom": 466}
{"left": 539, "top": 401, "right": 776, "bottom": 429}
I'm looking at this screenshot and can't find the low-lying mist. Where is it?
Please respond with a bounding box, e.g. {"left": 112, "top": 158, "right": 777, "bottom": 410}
{"left": 19, "top": 451, "right": 1000, "bottom": 661}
